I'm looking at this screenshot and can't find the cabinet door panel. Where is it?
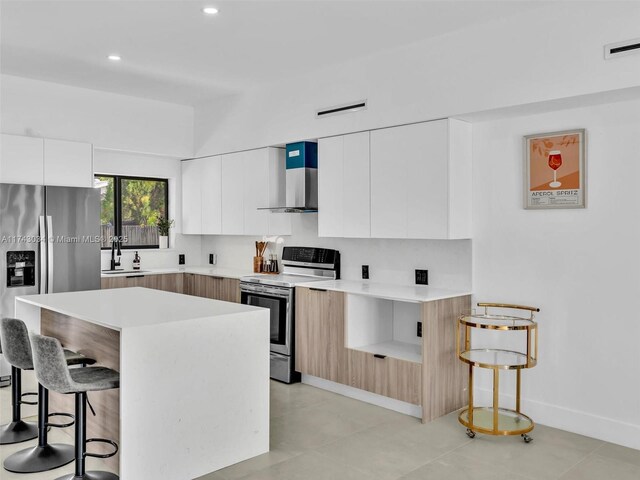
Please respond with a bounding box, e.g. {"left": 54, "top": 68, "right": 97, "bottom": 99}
{"left": 295, "top": 288, "right": 347, "bottom": 384}
{"left": 406, "top": 121, "right": 448, "bottom": 239}
{"left": 44, "top": 139, "right": 93, "bottom": 187}
{"left": 317, "top": 136, "right": 344, "bottom": 237}
{"left": 342, "top": 131, "right": 370, "bottom": 238}
{"left": 181, "top": 160, "right": 202, "bottom": 234}
{"left": 201, "top": 156, "right": 222, "bottom": 234}
{"left": 370, "top": 127, "right": 407, "bottom": 238}
{"left": 348, "top": 349, "right": 421, "bottom": 405}
{"left": 221, "top": 153, "right": 245, "bottom": 235}
{"left": 0, "top": 134, "right": 44, "bottom": 185}
{"left": 243, "top": 149, "right": 269, "bottom": 235}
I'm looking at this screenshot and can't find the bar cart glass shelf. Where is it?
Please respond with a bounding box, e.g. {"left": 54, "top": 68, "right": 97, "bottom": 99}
{"left": 457, "top": 303, "right": 539, "bottom": 443}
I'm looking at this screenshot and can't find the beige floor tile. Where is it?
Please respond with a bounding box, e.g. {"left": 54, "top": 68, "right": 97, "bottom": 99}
{"left": 198, "top": 450, "right": 299, "bottom": 480}
{"left": 593, "top": 442, "right": 640, "bottom": 468}
{"left": 236, "top": 451, "right": 380, "bottom": 480}
{"left": 399, "top": 451, "right": 532, "bottom": 480}
{"left": 559, "top": 454, "right": 640, "bottom": 480}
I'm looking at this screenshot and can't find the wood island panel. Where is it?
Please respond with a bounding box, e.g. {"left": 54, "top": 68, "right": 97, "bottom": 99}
{"left": 421, "top": 295, "right": 471, "bottom": 423}
{"left": 41, "top": 308, "right": 121, "bottom": 470}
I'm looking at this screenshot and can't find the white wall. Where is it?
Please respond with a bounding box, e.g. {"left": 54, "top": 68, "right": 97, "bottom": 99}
{"left": 95, "top": 150, "right": 201, "bottom": 270}
{"left": 1, "top": 74, "right": 194, "bottom": 157}
{"left": 194, "top": 1, "right": 640, "bottom": 157}
{"left": 472, "top": 98, "right": 640, "bottom": 449}
{"left": 200, "top": 214, "right": 471, "bottom": 291}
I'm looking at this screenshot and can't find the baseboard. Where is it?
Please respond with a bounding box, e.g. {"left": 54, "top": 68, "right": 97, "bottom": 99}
{"left": 301, "top": 374, "right": 422, "bottom": 419}
{"left": 474, "top": 388, "right": 640, "bottom": 450}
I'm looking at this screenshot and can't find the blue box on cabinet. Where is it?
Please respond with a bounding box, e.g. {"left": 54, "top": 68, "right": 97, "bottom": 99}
{"left": 285, "top": 142, "right": 317, "bottom": 170}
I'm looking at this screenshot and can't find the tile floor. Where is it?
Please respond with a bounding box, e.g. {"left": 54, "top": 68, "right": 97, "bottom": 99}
{"left": 198, "top": 381, "right": 640, "bottom": 480}
{"left": 2, "top": 376, "right": 640, "bottom": 480}
{"left": 0, "top": 371, "right": 116, "bottom": 479}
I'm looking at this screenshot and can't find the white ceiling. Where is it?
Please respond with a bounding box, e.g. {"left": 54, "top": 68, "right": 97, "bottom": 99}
{"left": 1, "top": 0, "right": 547, "bottom": 106}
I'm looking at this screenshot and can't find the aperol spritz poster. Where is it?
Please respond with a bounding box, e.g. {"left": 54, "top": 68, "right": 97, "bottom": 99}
{"left": 524, "top": 129, "right": 586, "bottom": 209}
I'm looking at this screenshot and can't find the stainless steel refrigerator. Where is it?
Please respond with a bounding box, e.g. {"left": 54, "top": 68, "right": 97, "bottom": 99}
{"left": 0, "top": 184, "right": 100, "bottom": 384}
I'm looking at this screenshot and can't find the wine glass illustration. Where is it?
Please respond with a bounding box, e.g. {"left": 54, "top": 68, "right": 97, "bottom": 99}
{"left": 548, "top": 150, "right": 562, "bottom": 188}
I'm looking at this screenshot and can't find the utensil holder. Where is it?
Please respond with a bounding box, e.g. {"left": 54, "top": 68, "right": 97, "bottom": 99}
{"left": 253, "top": 256, "right": 263, "bottom": 273}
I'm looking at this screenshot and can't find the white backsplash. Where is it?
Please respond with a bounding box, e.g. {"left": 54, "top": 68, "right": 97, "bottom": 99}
{"left": 200, "top": 214, "right": 472, "bottom": 290}
{"left": 100, "top": 233, "right": 202, "bottom": 271}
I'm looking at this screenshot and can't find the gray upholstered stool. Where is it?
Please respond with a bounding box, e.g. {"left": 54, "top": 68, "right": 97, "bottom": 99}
{"left": 0, "top": 318, "right": 96, "bottom": 473}
{"left": 0, "top": 334, "right": 38, "bottom": 445}
{"left": 30, "top": 332, "right": 120, "bottom": 480}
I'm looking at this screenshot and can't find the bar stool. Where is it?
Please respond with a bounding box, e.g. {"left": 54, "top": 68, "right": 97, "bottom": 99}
{"left": 0, "top": 335, "right": 38, "bottom": 445}
{"left": 0, "top": 318, "right": 96, "bottom": 473}
{"left": 30, "top": 332, "right": 120, "bottom": 480}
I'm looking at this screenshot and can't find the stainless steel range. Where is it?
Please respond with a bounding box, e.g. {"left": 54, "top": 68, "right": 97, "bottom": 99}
{"left": 240, "top": 246, "right": 340, "bottom": 383}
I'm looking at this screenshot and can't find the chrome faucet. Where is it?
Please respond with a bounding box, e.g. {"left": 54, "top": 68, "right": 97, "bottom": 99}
{"left": 110, "top": 237, "right": 121, "bottom": 271}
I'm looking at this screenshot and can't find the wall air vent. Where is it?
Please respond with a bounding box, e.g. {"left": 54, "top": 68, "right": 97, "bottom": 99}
{"left": 604, "top": 38, "right": 640, "bottom": 59}
{"left": 316, "top": 100, "right": 367, "bottom": 118}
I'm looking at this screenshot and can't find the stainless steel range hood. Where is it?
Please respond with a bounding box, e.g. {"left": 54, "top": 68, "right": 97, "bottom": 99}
{"left": 260, "top": 142, "right": 318, "bottom": 213}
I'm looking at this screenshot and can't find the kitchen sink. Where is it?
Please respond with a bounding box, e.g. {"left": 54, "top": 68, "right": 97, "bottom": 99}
{"left": 101, "top": 270, "right": 149, "bottom": 275}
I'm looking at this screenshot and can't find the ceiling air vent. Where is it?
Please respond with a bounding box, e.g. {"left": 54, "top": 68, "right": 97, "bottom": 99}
{"left": 316, "top": 100, "right": 367, "bottom": 118}
{"left": 604, "top": 38, "right": 640, "bottom": 59}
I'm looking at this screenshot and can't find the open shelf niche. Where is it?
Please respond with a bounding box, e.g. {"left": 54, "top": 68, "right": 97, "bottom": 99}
{"left": 345, "top": 294, "right": 422, "bottom": 363}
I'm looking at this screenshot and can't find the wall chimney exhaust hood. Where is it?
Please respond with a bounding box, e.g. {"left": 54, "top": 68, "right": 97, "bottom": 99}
{"left": 260, "top": 141, "right": 318, "bottom": 213}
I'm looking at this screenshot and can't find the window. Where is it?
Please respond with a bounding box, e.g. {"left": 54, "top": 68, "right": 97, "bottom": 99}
{"left": 95, "top": 175, "right": 169, "bottom": 249}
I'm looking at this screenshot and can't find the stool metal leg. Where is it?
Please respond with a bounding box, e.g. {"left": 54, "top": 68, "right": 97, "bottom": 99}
{"left": 3, "top": 384, "right": 75, "bottom": 473}
{"left": 55, "top": 392, "right": 118, "bottom": 480}
{"left": 0, "top": 366, "right": 38, "bottom": 445}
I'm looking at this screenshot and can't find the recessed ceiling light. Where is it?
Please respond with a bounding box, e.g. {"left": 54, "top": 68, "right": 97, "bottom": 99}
{"left": 107, "top": 54, "right": 121, "bottom": 61}
{"left": 202, "top": 7, "right": 219, "bottom": 15}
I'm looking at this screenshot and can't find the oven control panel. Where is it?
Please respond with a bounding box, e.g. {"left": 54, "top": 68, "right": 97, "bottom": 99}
{"left": 282, "top": 247, "right": 339, "bottom": 266}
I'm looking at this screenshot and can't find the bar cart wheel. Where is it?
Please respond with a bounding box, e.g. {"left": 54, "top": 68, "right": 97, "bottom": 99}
{"left": 522, "top": 434, "right": 533, "bottom": 443}
{"left": 466, "top": 429, "right": 476, "bottom": 439}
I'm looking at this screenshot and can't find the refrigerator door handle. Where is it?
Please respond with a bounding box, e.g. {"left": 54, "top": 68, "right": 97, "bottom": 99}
{"left": 46, "top": 216, "right": 54, "bottom": 294}
{"left": 39, "top": 215, "right": 47, "bottom": 294}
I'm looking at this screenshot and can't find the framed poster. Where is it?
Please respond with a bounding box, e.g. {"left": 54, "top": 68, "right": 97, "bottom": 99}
{"left": 524, "top": 129, "right": 586, "bottom": 209}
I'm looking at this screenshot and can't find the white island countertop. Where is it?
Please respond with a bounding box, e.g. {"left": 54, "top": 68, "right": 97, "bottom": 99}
{"left": 295, "top": 279, "right": 471, "bottom": 303}
{"left": 100, "top": 266, "right": 251, "bottom": 279}
{"left": 17, "top": 287, "right": 261, "bottom": 330}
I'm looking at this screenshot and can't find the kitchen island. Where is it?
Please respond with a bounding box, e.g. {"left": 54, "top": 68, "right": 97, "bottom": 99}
{"left": 15, "top": 287, "right": 270, "bottom": 480}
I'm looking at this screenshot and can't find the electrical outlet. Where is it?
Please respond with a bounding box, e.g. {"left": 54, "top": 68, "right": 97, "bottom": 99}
{"left": 362, "top": 265, "right": 369, "bottom": 279}
{"left": 417, "top": 322, "right": 422, "bottom": 338}
{"left": 415, "top": 269, "right": 428, "bottom": 285}
{"left": 209, "top": 253, "right": 214, "bottom": 265}
{"left": 178, "top": 254, "right": 185, "bottom": 265}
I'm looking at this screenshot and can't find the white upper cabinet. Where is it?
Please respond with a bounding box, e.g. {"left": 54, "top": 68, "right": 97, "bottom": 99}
{"left": 1, "top": 134, "right": 44, "bottom": 185}
{"left": 221, "top": 151, "right": 246, "bottom": 235}
{"left": 201, "top": 156, "right": 223, "bottom": 235}
{"left": 181, "top": 158, "right": 204, "bottom": 235}
{"left": 1, "top": 134, "right": 92, "bottom": 187}
{"left": 370, "top": 119, "right": 471, "bottom": 239}
{"left": 182, "top": 148, "right": 290, "bottom": 236}
{"left": 318, "top": 131, "right": 370, "bottom": 238}
{"left": 44, "top": 139, "right": 93, "bottom": 187}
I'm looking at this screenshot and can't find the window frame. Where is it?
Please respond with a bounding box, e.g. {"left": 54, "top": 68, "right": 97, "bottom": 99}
{"left": 96, "top": 174, "right": 169, "bottom": 250}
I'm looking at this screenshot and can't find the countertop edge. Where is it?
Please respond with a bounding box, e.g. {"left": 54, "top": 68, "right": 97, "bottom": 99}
{"left": 294, "top": 280, "right": 472, "bottom": 303}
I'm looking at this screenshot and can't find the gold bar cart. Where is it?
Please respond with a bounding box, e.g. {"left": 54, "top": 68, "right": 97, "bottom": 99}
{"left": 456, "top": 302, "right": 539, "bottom": 443}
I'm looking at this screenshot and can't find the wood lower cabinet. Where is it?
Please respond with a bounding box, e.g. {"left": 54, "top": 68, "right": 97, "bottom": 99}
{"left": 348, "top": 350, "right": 421, "bottom": 405}
{"left": 295, "top": 287, "right": 471, "bottom": 424}
{"left": 184, "top": 273, "right": 240, "bottom": 303}
{"left": 100, "top": 273, "right": 183, "bottom": 293}
{"left": 295, "top": 287, "right": 348, "bottom": 384}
